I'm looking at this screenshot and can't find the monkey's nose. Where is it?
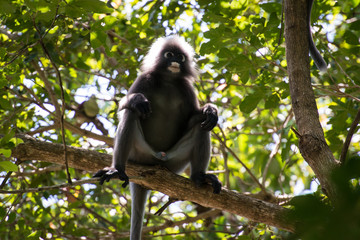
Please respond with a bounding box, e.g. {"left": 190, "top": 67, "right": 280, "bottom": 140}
{"left": 168, "top": 62, "right": 180, "bottom": 73}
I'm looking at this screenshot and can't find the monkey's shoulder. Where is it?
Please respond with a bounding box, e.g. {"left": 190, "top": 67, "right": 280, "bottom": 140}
{"left": 131, "top": 72, "right": 197, "bottom": 100}
{"left": 128, "top": 73, "right": 153, "bottom": 93}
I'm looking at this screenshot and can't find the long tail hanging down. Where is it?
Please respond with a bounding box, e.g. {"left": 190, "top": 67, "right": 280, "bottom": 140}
{"left": 307, "top": 0, "right": 327, "bottom": 72}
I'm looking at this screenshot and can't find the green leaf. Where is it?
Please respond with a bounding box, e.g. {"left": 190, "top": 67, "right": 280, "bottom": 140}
{"left": 1, "top": 129, "right": 15, "bottom": 146}
{"left": 0, "top": 0, "right": 16, "bottom": 14}
{"left": 72, "top": 0, "right": 113, "bottom": 13}
{"left": 260, "top": 2, "right": 282, "bottom": 13}
{"left": 265, "top": 93, "right": 280, "bottom": 109}
{"left": 0, "top": 160, "right": 17, "bottom": 171}
{"left": 27, "top": 231, "right": 41, "bottom": 239}
{"left": 0, "top": 97, "right": 12, "bottom": 110}
{"left": 200, "top": 41, "right": 218, "bottom": 55}
{"left": 0, "top": 149, "right": 12, "bottom": 158}
{"left": 90, "top": 30, "right": 107, "bottom": 49}
{"left": 240, "top": 92, "right": 263, "bottom": 113}
{"left": 9, "top": 138, "right": 24, "bottom": 147}
{"left": 344, "top": 30, "right": 359, "bottom": 45}
{"left": 7, "top": 212, "right": 16, "bottom": 223}
{"left": 349, "top": 20, "right": 360, "bottom": 30}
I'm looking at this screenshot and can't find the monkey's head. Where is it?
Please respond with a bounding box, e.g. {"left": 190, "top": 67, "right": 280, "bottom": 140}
{"left": 141, "top": 36, "right": 198, "bottom": 79}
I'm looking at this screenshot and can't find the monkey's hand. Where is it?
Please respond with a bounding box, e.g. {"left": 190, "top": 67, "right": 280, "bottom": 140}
{"left": 122, "top": 93, "right": 151, "bottom": 118}
{"left": 191, "top": 172, "right": 222, "bottom": 194}
{"left": 133, "top": 100, "right": 151, "bottom": 119}
{"left": 93, "top": 167, "right": 129, "bottom": 188}
{"left": 201, "top": 104, "right": 218, "bottom": 131}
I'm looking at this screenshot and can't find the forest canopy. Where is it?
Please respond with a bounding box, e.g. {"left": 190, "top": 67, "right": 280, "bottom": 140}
{"left": 1, "top": 0, "right": 360, "bottom": 239}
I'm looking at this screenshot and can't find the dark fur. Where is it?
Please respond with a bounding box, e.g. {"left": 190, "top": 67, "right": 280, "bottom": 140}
{"left": 94, "top": 36, "right": 221, "bottom": 240}
{"left": 308, "top": 0, "right": 327, "bottom": 72}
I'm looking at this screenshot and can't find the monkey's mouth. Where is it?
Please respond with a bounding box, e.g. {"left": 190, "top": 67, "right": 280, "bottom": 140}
{"left": 168, "top": 62, "right": 180, "bottom": 73}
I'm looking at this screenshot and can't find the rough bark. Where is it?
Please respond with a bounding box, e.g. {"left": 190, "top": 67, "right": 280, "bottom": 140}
{"left": 284, "top": 0, "right": 339, "bottom": 201}
{"left": 10, "top": 134, "right": 295, "bottom": 232}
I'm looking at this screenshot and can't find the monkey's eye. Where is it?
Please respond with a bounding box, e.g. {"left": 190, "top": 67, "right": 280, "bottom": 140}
{"left": 164, "top": 52, "right": 174, "bottom": 58}
{"left": 180, "top": 54, "right": 186, "bottom": 62}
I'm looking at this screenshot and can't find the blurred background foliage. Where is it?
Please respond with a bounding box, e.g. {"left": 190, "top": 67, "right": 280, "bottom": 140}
{"left": 0, "top": 0, "right": 359, "bottom": 239}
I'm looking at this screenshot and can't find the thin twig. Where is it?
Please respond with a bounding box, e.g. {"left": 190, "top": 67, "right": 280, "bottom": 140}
{"left": 213, "top": 131, "right": 267, "bottom": 194}
{"left": 262, "top": 110, "right": 293, "bottom": 185}
{"left": 0, "top": 178, "right": 99, "bottom": 194}
{"left": 0, "top": 171, "right": 13, "bottom": 189}
{"left": 340, "top": 108, "right": 360, "bottom": 164}
{"left": 32, "top": 5, "right": 72, "bottom": 184}
{"left": 291, "top": 127, "right": 302, "bottom": 138}
{"left": 154, "top": 197, "right": 179, "bottom": 216}
{"left": 276, "top": 0, "right": 285, "bottom": 48}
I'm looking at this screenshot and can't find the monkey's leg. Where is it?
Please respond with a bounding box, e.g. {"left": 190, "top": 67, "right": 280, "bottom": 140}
{"left": 130, "top": 182, "right": 150, "bottom": 240}
{"left": 190, "top": 126, "right": 211, "bottom": 173}
{"left": 93, "top": 109, "right": 138, "bottom": 185}
{"left": 190, "top": 127, "right": 222, "bottom": 194}
{"left": 94, "top": 109, "right": 156, "bottom": 185}
{"left": 162, "top": 125, "right": 221, "bottom": 193}
{"left": 113, "top": 109, "right": 162, "bottom": 168}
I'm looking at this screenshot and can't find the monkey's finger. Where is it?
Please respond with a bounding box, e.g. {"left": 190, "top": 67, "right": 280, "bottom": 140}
{"left": 136, "top": 102, "right": 151, "bottom": 116}
{"left": 93, "top": 169, "right": 106, "bottom": 178}
{"left": 99, "top": 175, "right": 109, "bottom": 185}
{"left": 201, "top": 117, "right": 217, "bottom": 131}
{"left": 118, "top": 173, "right": 129, "bottom": 188}
{"left": 201, "top": 121, "right": 212, "bottom": 131}
{"left": 121, "top": 179, "right": 129, "bottom": 188}
{"left": 211, "top": 180, "right": 222, "bottom": 194}
{"left": 201, "top": 112, "right": 218, "bottom": 129}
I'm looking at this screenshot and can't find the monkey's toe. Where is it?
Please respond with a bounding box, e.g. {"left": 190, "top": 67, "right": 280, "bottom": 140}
{"left": 204, "top": 174, "right": 222, "bottom": 194}
{"left": 93, "top": 169, "right": 107, "bottom": 178}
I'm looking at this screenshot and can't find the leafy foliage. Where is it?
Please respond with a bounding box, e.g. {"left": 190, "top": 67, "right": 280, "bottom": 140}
{"left": 289, "top": 156, "right": 360, "bottom": 240}
{"left": 0, "top": 0, "right": 359, "bottom": 239}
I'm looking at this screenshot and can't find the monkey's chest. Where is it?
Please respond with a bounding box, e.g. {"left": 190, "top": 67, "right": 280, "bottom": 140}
{"left": 153, "top": 92, "right": 184, "bottom": 110}
{"left": 141, "top": 93, "right": 190, "bottom": 151}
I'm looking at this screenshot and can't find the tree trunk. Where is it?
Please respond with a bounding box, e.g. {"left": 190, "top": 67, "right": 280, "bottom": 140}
{"left": 284, "top": 0, "right": 339, "bottom": 201}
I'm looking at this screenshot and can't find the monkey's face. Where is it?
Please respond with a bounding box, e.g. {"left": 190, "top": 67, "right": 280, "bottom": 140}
{"left": 140, "top": 36, "right": 197, "bottom": 79}
{"left": 159, "top": 47, "right": 188, "bottom": 75}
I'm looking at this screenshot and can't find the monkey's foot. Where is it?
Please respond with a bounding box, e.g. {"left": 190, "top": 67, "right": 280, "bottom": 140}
{"left": 191, "top": 172, "right": 222, "bottom": 194}
{"left": 155, "top": 152, "right": 168, "bottom": 161}
{"left": 93, "top": 167, "right": 129, "bottom": 188}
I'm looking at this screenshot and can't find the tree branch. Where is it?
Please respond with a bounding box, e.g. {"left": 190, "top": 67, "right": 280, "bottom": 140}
{"left": 10, "top": 134, "right": 295, "bottom": 232}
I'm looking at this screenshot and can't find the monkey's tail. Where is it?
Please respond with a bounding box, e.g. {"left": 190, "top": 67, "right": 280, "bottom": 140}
{"left": 308, "top": 0, "right": 327, "bottom": 72}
